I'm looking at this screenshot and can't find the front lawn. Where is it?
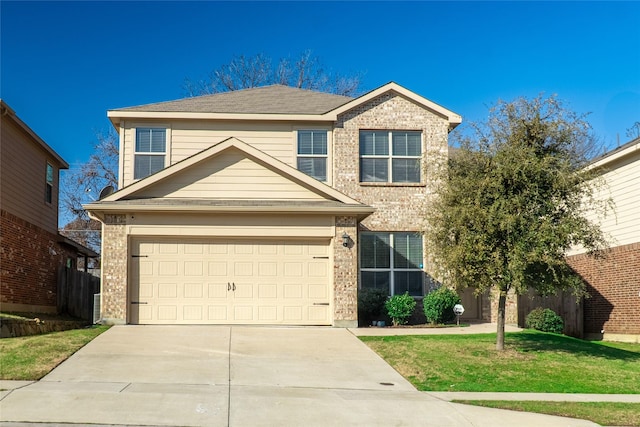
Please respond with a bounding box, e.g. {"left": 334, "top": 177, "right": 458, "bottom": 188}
{"left": 454, "top": 401, "right": 640, "bottom": 427}
{"left": 0, "top": 325, "right": 110, "bottom": 380}
{"left": 360, "top": 331, "right": 640, "bottom": 393}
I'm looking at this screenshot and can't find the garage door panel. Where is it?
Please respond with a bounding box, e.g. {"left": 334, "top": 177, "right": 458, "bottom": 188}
{"left": 183, "top": 306, "right": 203, "bottom": 320}
{"left": 159, "top": 261, "right": 178, "bottom": 276}
{"left": 308, "top": 284, "right": 328, "bottom": 299}
{"left": 208, "top": 305, "right": 228, "bottom": 320}
{"left": 158, "top": 283, "right": 178, "bottom": 298}
{"left": 184, "top": 283, "right": 204, "bottom": 298}
{"left": 158, "top": 305, "right": 177, "bottom": 320}
{"left": 234, "top": 306, "right": 254, "bottom": 320}
{"left": 258, "top": 284, "right": 277, "bottom": 298}
{"left": 258, "top": 306, "right": 277, "bottom": 321}
{"left": 309, "top": 306, "right": 329, "bottom": 321}
{"left": 284, "top": 262, "right": 303, "bottom": 277}
{"left": 233, "top": 262, "right": 253, "bottom": 276}
{"left": 184, "top": 261, "right": 204, "bottom": 276}
{"left": 131, "top": 239, "right": 331, "bottom": 325}
{"left": 208, "top": 262, "right": 227, "bottom": 276}
{"left": 283, "top": 306, "right": 303, "bottom": 321}
{"left": 208, "top": 283, "right": 228, "bottom": 298}
{"left": 258, "top": 262, "right": 277, "bottom": 276}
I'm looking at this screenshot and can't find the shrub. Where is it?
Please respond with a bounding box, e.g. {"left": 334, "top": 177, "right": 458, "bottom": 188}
{"left": 385, "top": 292, "right": 417, "bottom": 326}
{"left": 525, "top": 307, "right": 564, "bottom": 334}
{"left": 358, "top": 288, "right": 388, "bottom": 325}
{"left": 423, "top": 287, "right": 461, "bottom": 324}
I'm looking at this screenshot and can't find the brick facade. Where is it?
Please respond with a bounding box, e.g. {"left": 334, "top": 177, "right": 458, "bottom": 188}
{"left": 100, "top": 214, "right": 128, "bottom": 324}
{"left": 334, "top": 92, "right": 449, "bottom": 233}
{"left": 567, "top": 243, "right": 640, "bottom": 336}
{"left": 0, "top": 209, "right": 75, "bottom": 313}
{"left": 333, "top": 216, "right": 359, "bottom": 327}
{"left": 333, "top": 92, "right": 449, "bottom": 301}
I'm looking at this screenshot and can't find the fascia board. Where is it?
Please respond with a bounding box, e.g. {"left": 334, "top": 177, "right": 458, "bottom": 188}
{"left": 587, "top": 140, "right": 640, "bottom": 171}
{"left": 83, "top": 202, "right": 375, "bottom": 216}
{"left": 107, "top": 110, "right": 333, "bottom": 124}
{"left": 326, "top": 82, "right": 462, "bottom": 126}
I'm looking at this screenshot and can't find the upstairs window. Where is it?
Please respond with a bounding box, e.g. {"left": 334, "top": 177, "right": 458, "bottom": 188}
{"left": 297, "top": 130, "right": 327, "bottom": 181}
{"left": 45, "top": 163, "right": 53, "bottom": 204}
{"left": 360, "top": 232, "right": 424, "bottom": 296}
{"left": 360, "top": 131, "right": 421, "bottom": 183}
{"left": 134, "top": 128, "right": 166, "bottom": 180}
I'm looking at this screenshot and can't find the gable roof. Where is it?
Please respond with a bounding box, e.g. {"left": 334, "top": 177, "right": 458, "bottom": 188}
{"left": 85, "top": 137, "right": 374, "bottom": 219}
{"left": 112, "top": 85, "right": 352, "bottom": 115}
{"left": 107, "top": 82, "right": 461, "bottom": 129}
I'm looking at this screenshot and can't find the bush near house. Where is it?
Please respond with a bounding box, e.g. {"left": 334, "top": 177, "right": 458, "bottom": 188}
{"left": 525, "top": 307, "right": 564, "bottom": 334}
{"left": 358, "top": 288, "right": 388, "bottom": 326}
{"left": 423, "top": 287, "right": 461, "bottom": 324}
{"left": 385, "top": 292, "right": 417, "bottom": 326}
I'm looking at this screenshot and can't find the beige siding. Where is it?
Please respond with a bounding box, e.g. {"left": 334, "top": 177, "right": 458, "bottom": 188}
{"left": 0, "top": 116, "right": 60, "bottom": 232}
{"left": 126, "top": 213, "right": 334, "bottom": 238}
{"left": 588, "top": 150, "right": 640, "bottom": 248}
{"left": 119, "top": 120, "right": 332, "bottom": 188}
{"left": 130, "top": 148, "right": 326, "bottom": 200}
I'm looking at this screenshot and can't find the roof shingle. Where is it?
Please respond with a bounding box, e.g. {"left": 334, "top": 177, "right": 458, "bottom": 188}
{"left": 113, "top": 85, "right": 353, "bottom": 115}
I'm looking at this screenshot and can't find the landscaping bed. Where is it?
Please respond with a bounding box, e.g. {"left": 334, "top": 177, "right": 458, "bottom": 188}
{"left": 0, "top": 312, "right": 90, "bottom": 338}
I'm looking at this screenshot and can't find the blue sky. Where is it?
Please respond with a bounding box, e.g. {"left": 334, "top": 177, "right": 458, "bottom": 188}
{"left": 2, "top": 1, "right": 639, "bottom": 175}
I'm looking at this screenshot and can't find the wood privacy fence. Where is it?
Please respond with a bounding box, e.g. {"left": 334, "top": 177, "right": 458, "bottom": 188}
{"left": 517, "top": 289, "right": 584, "bottom": 338}
{"left": 57, "top": 266, "right": 100, "bottom": 322}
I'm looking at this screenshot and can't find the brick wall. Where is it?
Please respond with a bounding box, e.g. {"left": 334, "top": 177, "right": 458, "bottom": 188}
{"left": 567, "top": 242, "right": 640, "bottom": 335}
{"left": 333, "top": 93, "right": 449, "bottom": 302}
{"left": 0, "top": 209, "right": 75, "bottom": 312}
{"left": 333, "top": 216, "right": 358, "bottom": 327}
{"left": 100, "top": 214, "right": 128, "bottom": 324}
{"left": 334, "top": 92, "right": 449, "bottom": 234}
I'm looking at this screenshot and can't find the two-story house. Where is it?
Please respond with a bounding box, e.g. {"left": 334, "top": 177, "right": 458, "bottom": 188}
{"left": 566, "top": 137, "right": 640, "bottom": 342}
{"left": 1, "top": 100, "right": 97, "bottom": 314}
{"left": 85, "top": 83, "right": 461, "bottom": 326}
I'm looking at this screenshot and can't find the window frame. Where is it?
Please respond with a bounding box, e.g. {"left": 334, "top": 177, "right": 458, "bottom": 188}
{"left": 359, "top": 130, "right": 423, "bottom": 184}
{"left": 296, "top": 129, "right": 329, "bottom": 182}
{"left": 45, "top": 162, "right": 53, "bottom": 204}
{"left": 359, "top": 231, "right": 424, "bottom": 297}
{"left": 134, "top": 127, "right": 167, "bottom": 180}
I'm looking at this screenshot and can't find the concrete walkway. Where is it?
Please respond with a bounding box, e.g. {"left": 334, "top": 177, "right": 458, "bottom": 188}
{"left": 0, "top": 325, "right": 607, "bottom": 426}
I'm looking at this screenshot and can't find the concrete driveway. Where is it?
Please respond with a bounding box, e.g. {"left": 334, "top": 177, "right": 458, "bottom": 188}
{"left": 0, "top": 326, "right": 597, "bottom": 427}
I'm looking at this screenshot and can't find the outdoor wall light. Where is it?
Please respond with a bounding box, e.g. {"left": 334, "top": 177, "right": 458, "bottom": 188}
{"left": 342, "top": 232, "right": 350, "bottom": 247}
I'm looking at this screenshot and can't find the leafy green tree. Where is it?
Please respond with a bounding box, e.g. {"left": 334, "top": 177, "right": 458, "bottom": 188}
{"left": 426, "top": 95, "right": 609, "bottom": 350}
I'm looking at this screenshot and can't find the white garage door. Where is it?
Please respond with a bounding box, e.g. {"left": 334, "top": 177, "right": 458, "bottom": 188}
{"left": 129, "top": 238, "right": 331, "bottom": 325}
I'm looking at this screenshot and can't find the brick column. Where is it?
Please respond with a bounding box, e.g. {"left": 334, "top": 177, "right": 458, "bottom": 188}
{"left": 100, "top": 214, "right": 128, "bottom": 324}
{"left": 333, "top": 216, "right": 358, "bottom": 327}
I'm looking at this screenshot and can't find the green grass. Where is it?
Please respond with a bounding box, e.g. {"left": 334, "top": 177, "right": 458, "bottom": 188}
{"left": 453, "top": 401, "right": 640, "bottom": 427}
{"left": 0, "top": 325, "right": 110, "bottom": 380}
{"left": 360, "top": 331, "right": 640, "bottom": 393}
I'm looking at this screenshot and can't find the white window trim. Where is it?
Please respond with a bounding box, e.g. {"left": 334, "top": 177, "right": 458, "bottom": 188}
{"left": 132, "top": 125, "right": 171, "bottom": 181}
{"left": 359, "top": 130, "right": 423, "bottom": 184}
{"left": 294, "top": 128, "right": 331, "bottom": 183}
{"left": 359, "top": 231, "right": 424, "bottom": 296}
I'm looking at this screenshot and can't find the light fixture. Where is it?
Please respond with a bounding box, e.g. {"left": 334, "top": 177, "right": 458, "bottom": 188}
{"left": 342, "top": 232, "right": 350, "bottom": 247}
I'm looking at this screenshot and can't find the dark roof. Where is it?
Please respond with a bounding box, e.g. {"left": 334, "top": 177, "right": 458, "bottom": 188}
{"left": 112, "top": 85, "right": 353, "bottom": 115}
{"left": 589, "top": 136, "right": 640, "bottom": 165}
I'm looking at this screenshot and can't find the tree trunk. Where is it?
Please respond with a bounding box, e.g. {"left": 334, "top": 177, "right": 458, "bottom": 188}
{"left": 496, "top": 292, "right": 507, "bottom": 351}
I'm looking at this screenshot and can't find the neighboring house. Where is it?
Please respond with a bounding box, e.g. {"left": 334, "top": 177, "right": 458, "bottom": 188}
{"left": 566, "top": 137, "right": 640, "bottom": 342}
{"left": 0, "top": 100, "right": 98, "bottom": 314}
{"left": 85, "top": 83, "right": 462, "bottom": 326}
